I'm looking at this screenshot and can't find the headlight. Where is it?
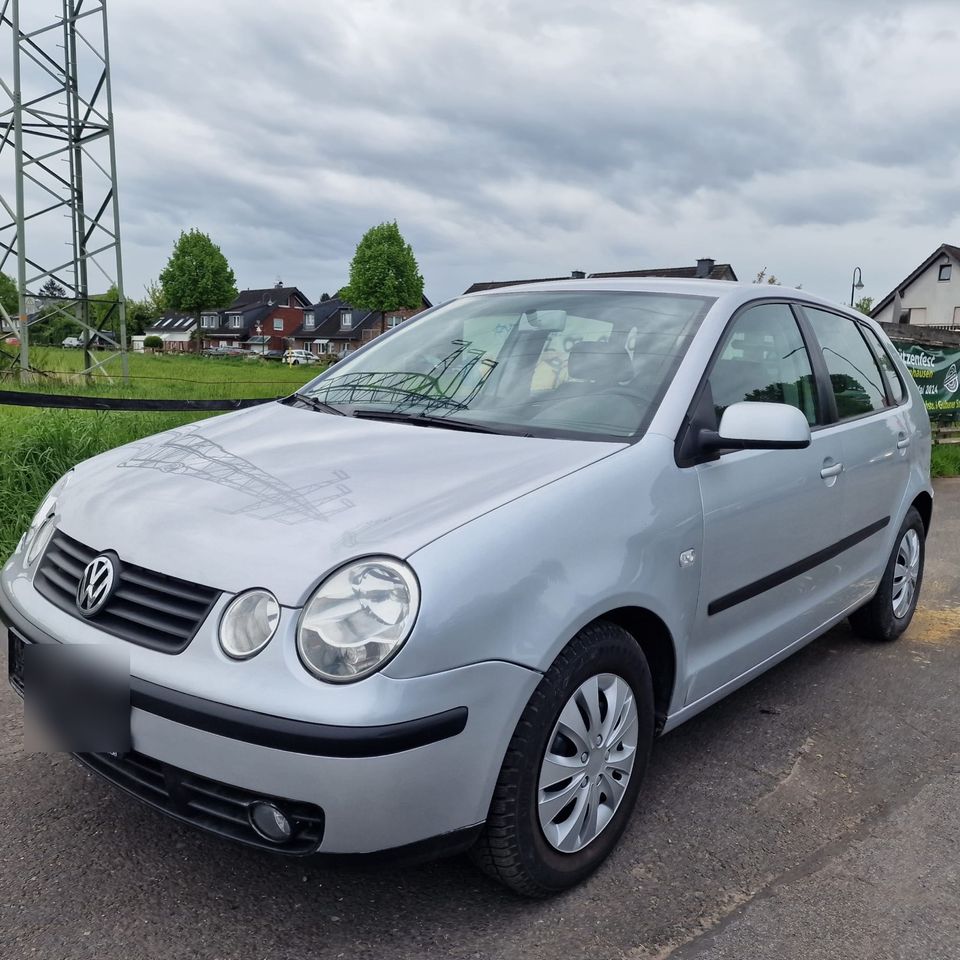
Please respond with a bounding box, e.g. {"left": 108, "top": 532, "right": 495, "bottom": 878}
{"left": 297, "top": 558, "right": 420, "bottom": 683}
{"left": 22, "top": 472, "right": 71, "bottom": 566}
{"left": 25, "top": 516, "right": 57, "bottom": 566}
{"left": 219, "top": 589, "right": 281, "bottom": 659}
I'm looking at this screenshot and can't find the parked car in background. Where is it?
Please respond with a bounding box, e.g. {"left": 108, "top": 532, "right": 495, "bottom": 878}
{"left": 61, "top": 336, "right": 82, "bottom": 349}
{"left": 202, "top": 346, "right": 245, "bottom": 358}
{"left": 2, "top": 279, "right": 932, "bottom": 897}
{"left": 245, "top": 349, "right": 285, "bottom": 361}
{"left": 283, "top": 348, "right": 320, "bottom": 365}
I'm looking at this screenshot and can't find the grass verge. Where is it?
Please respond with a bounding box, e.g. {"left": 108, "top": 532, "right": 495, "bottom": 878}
{"left": 1, "top": 349, "right": 317, "bottom": 558}
{"left": 931, "top": 444, "right": 960, "bottom": 479}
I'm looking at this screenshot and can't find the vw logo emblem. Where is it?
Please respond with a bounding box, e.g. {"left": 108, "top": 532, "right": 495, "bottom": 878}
{"left": 945, "top": 362, "right": 959, "bottom": 397}
{"left": 76, "top": 554, "right": 116, "bottom": 617}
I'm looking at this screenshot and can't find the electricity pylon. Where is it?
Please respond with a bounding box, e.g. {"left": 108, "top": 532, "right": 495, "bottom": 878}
{"left": 0, "top": 0, "right": 128, "bottom": 380}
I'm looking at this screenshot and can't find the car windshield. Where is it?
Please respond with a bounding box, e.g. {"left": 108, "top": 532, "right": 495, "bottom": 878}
{"left": 298, "top": 290, "right": 715, "bottom": 440}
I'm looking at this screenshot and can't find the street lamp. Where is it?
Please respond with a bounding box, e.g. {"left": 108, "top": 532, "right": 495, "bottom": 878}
{"left": 850, "top": 267, "right": 864, "bottom": 307}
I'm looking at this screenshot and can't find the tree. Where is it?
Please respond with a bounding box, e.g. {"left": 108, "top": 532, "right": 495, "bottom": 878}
{"left": 125, "top": 298, "right": 154, "bottom": 337}
{"left": 340, "top": 221, "right": 424, "bottom": 312}
{"left": 38, "top": 277, "right": 67, "bottom": 301}
{"left": 0, "top": 272, "right": 18, "bottom": 320}
{"left": 754, "top": 268, "right": 781, "bottom": 285}
{"left": 319, "top": 292, "right": 331, "bottom": 302}
{"left": 854, "top": 295, "right": 874, "bottom": 316}
{"left": 29, "top": 277, "right": 77, "bottom": 345}
{"left": 143, "top": 277, "right": 167, "bottom": 316}
{"left": 754, "top": 268, "right": 802, "bottom": 290}
{"left": 143, "top": 335, "right": 163, "bottom": 352}
{"left": 159, "top": 229, "right": 237, "bottom": 352}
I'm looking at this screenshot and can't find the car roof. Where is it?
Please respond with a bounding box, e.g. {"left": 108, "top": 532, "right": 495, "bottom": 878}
{"left": 461, "top": 277, "right": 860, "bottom": 319}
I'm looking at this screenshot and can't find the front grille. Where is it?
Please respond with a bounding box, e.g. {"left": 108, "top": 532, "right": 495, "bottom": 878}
{"left": 77, "top": 750, "right": 325, "bottom": 855}
{"left": 34, "top": 530, "right": 220, "bottom": 654}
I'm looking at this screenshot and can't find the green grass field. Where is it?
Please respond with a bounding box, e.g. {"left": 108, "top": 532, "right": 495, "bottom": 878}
{"left": 0, "top": 348, "right": 319, "bottom": 558}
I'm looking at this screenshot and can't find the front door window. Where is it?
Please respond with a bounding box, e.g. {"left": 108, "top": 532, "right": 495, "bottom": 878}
{"left": 707, "top": 303, "right": 819, "bottom": 425}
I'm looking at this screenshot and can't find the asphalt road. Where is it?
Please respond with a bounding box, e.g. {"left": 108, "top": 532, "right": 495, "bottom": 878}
{"left": 2, "top": 481, "right": 959, "bottom": 960}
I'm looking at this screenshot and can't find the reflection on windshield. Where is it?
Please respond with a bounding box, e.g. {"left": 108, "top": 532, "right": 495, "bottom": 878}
{"left": 313, "top": 341, "right": 498, "bottom": 415}
{"left": 303, "top": 290, "right": 715, "bottom": 440}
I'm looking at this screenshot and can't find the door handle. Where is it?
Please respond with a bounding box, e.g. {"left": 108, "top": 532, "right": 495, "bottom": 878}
{"left": 897, "top": 435, "right": 911, "bottom": 450}
{"left": 820, "top": 462, "right": 844, "bottom": 479}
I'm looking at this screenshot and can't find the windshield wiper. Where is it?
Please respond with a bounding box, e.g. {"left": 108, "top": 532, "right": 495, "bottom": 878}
{"left": 287, "top": 393, "right": 346, "bottom": 416}
{"left": 351, "top": 409, "right": 525, "bottom": 436}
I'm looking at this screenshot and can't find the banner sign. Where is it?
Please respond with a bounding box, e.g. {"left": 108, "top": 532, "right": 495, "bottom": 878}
{"left": 894, "top": 343, "right": 960, "bottom": 420}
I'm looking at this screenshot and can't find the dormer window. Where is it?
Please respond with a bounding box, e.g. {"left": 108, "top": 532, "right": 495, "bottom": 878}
{"left": 201, "top": 314, "right": 218, "bottom": 329}
{"left": 229, "top": 314, "right": 242, "bottom": 329}
{"left": 304, "top": 311, "right": 315, "bottom": 330}
{"left": 340, "top": 310, "right": 353, "bottom": 330}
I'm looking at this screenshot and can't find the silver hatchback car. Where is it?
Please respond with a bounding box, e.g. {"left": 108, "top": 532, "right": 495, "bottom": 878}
{"left": 2, "top": 279, "right": 932, "bottom": 896}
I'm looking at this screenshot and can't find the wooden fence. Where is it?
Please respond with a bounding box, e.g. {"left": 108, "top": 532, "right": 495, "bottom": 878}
{"left": 934, "top": 422, "right": 960, "bottom": 446}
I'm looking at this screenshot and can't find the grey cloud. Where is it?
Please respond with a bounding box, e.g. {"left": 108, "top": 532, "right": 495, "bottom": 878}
{"left": 96, "top": 0, "right": 960, "bottom": 304}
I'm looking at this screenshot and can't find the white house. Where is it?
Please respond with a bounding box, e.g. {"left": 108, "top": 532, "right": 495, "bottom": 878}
{"left": 871, "top": 243, "right": 960, "bottom": 329}
{"left": 137, "top": 312, "right": 197, "bottom": 351}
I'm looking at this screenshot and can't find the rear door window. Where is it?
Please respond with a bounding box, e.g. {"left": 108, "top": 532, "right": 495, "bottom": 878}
{"left": 804, "top": 308, "right": 887, "bottom": 419}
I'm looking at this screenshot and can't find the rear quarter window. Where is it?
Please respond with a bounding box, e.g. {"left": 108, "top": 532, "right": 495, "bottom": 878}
{"left": 860, "top": 325, "right": 906, "bottom": 404}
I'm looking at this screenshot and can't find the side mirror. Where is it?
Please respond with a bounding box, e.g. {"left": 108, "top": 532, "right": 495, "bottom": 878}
{"left": 699, "top": 401, "right": 811, "bottom": 453}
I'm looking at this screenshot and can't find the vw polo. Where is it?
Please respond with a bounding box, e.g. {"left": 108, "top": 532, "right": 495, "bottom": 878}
{"left": 2, "top": 279, "right": 932, "bottom": 896}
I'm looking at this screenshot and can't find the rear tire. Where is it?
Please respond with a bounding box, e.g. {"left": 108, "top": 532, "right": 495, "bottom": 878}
{"left": 470, "top": 621, "right": 655, "bottom": 897}
{"left": 849, "top": 507, "right": 925, "bottom": 642}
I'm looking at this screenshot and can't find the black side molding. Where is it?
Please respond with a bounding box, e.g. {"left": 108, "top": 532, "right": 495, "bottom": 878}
{"left": 708, "top": 517, "right": 890, "bottom": 616}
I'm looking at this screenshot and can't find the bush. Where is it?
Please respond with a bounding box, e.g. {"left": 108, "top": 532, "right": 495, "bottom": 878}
{"left": 143, "top": 335, "right": 163, "bottom": 352}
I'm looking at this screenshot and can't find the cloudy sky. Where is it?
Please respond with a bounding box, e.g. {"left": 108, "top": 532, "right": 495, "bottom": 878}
{"left": 25, "top": 0, "right": 960, "bottom": 306}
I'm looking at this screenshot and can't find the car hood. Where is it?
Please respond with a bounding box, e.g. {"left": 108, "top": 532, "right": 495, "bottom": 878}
{"left": 56, "top": 403, "right": 623, "bottom": 605}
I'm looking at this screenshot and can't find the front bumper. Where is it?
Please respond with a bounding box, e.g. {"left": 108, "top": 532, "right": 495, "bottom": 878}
{"left": 2, "top": 576, "right": 541, "bottom": 856}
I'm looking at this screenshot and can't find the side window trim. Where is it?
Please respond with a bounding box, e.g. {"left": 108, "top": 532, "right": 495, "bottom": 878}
{"left": 674, "top": 297, "right": 821, "bottom": 467}
{"left": 790, "top": 303, "right": 837, "bottom": 426}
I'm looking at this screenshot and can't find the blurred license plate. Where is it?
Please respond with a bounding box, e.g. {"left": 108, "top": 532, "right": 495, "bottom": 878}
{"left": 7, "top": 629, "right": 26, "bottom": 694}
{"left": 20, "top": 639, "right": 131, "bottom": 754}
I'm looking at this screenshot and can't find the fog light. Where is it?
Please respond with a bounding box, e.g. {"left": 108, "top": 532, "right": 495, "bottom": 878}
{"left": 249, "top": 801, "right": 293, "bottom": 843}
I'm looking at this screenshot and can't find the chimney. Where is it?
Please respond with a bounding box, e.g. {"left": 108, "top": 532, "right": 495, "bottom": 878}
{"left": 695, "top": 258, "right": 715, "bottom": 278}
{"left": 571, "top": 269, "right": 586, "bottom": 279}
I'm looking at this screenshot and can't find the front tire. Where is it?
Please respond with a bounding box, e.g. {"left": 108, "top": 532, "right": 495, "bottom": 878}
{"left": 849, "top": 507, "right": 925, "bottom": 642}
{"left": 470, "top": 621, "right": 655, "bottom": 897}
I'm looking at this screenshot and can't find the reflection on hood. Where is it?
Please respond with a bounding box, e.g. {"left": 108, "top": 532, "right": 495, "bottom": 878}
{"left": 118, "top": 424, "right": 353, "bottom": 526}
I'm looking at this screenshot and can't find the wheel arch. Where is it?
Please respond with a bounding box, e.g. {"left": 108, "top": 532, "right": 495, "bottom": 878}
{"left": 597, "top": 607, "right": 677, "bottom": 735}
{"left": 911, "top": 491, "right": 933, "bottom": 537}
